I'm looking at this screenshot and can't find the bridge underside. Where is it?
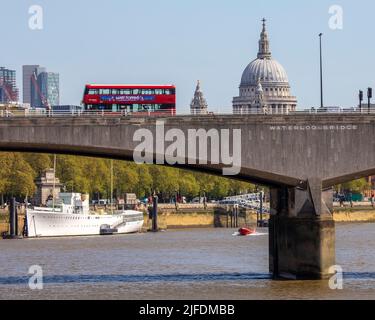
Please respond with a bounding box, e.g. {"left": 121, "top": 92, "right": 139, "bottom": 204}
{"left": 0, "top": 141, "right": 304, "bottom": 188}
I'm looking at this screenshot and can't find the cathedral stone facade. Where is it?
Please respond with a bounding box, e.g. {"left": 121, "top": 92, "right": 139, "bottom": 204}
{"left": 233, "top": 19, "right": 297, "bottom": 114}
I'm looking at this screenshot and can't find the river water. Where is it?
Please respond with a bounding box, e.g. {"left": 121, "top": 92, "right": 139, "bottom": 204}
{"left": 0, "top": 223, "right": 374, "bottom": 300}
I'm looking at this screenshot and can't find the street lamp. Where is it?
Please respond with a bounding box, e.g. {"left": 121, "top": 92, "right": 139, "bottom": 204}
{"left": 359, "top": 90, "right": 364, "bottom": 112}
{"left": 368, "top": 87, "right": 372, "bottom": 114}
{"left": 319, "top": 33, "right": 324, "bottom": 109}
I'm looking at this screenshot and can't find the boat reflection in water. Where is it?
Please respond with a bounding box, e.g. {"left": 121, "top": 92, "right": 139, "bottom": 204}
{"left": 26, "top": 193, "right": 144, "bottom": 238}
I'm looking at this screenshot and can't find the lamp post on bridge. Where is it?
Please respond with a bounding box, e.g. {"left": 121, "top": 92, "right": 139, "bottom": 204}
{"left": 319, "top": 33, "right": 324, "bottom": 109}
{"left": 359, "top": 90, "right": 363, "bottom": 113}
{"left": 368, "top": 87, "right": 372, "bottom": 114}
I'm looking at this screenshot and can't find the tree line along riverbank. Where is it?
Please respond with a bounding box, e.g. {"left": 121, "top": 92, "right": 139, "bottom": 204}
{"left": 0, "top": 153, "right": 256, "bottom": 204}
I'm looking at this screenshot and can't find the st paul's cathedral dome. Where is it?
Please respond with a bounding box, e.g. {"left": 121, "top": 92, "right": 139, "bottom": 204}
{"left": 233, "top": 19, "right": 297, "bottom": 114}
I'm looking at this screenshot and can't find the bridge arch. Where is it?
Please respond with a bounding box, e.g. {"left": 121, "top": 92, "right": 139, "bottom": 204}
{"left": 0, "top": 141, "right": 298, "bottom": 188}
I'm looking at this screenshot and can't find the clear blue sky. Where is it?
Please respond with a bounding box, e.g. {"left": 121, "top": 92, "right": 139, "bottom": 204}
{"left": 2, "top": 0, "right": 374, "bottom": 112}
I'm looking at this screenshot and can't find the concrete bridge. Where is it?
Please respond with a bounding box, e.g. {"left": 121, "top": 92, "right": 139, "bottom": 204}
{"left": 0, "top": 113, "right": 374, "bottom": 280}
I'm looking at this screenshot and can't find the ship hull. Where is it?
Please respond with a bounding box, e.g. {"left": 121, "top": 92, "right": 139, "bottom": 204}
{"left": 26, "top": 210, "right": 144, "bottom": 238}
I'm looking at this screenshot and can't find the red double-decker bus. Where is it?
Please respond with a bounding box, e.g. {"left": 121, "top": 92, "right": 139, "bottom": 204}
{"left": 82, "top": 84, "right": 176, "bottom": 115}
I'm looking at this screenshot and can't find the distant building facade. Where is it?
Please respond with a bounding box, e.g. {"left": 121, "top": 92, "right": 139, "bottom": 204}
{"left": 22, "top": 65, "right": 40, "bottom": 105}
{"left": 0, "top": 67, "right": 19, "bottom": 103}
{"left": 51, "top": 105, "right": 83, "bottom": 113}
{"left": 190, "top": 80, "right": 208, "bottom": 115}
{"left": 233, "top": 19, "right": 297, "bottom": 114}
{"left": 34, "top": 169, "right": 63, "bottom": 205}
{"left": 38, "top": 72, "right": 60, "bottom": 107}
{"left": 23, "top": 65, "right": 59, "bottom": 108}
{"left": 31, "top": 66, "right": 47, "bottom": 108}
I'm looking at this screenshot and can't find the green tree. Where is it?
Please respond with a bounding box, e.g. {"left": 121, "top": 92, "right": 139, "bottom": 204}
{"left": 149, "top": 166, "right": 179, "bottom": 200}
{"left": 6, "top": 153, "right": 36, "bottom": 197}
{"left": 178, "top": 172, "right": 200, "bottom": 198}
{"left": 194, "top": 172, "right": 216, "bottom": 195}
{"left": 340, "top": 178, "right": 371, "bottom": 193}
{"left": 83, "top": 158, "right": 110, "bottom": 196}
{"left": 0, "top": 153, "right": 14, "bottom": 202}
{"left": 23, "top": 153, "right": 52, "bottom": 177}
{"left": 229, "top": 180, "right": 256, "bottom": 195}
{"left": 211, "top": 176, "right": 230, "bottom": 199}
{"left": 134, "top": 165, "right": 153, "bottom": 198}
{"left": 114, "top": 161, "right": 139, "bottom": 195}
{"left": 55, "top": 155, "right": 89, "bottom": 193}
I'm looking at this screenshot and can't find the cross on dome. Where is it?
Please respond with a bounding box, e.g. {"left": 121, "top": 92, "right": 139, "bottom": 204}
{"left": 258, "top": 18, "right": 271, "bottom": 59}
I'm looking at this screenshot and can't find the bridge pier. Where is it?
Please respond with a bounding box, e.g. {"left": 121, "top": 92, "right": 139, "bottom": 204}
{"left": 269, "top": 179, "right": 335, "bottom": 280}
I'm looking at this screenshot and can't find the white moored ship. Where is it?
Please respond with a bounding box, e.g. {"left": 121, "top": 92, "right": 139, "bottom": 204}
{"left": 26, "top": 193, "right": 144, "bottom": 238}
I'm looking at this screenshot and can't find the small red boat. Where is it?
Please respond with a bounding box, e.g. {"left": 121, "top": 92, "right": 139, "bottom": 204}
{"left": 238, "top": 227, "right": 256, "bottom": 236}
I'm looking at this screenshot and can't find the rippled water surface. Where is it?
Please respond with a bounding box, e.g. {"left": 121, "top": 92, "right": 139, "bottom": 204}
{"left": 0, "top": 224, "right": 375, "bottom": 299}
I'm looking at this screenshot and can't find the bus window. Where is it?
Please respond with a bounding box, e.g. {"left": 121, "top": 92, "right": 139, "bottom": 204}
{"left": 111, "top": 89, "right": 119, "bottom": 94}
{"left": 155, "top": 89, "right": 163, "bottom": 95}
{"left": 100, "top": 89, "right": 110, "bottom": 94}
{"left": 165, "top": 89, "right": 171, "bottom": 95}
{"left": 133, "top": 89, "right": 139, "bottom": 94}
{"left": 142, "top": 89, "right": 154, "bottom": 95}
{"left": 119, "top": 89, "right": 131, "bottom": 94}
{"left": 132, "top": 104, "right": 139, "bottom": 112}
{"left": 88, "top": 89, "right": 98, "bottom": 95}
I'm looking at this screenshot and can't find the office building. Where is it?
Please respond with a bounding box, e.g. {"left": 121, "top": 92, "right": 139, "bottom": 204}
{"left": 0, "top": 67, "right": 19, "bottom": 103}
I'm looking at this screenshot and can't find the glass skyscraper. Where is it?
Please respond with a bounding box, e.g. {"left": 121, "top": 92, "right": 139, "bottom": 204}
{"left": 24, "top": 65, "right": 59, "bottom": 108}
{"left": 38, "top": 72, "right": 60, "bottom": 107}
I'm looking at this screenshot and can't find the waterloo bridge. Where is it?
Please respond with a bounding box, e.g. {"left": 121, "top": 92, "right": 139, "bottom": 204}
{"left": 0, "top": 112, "right": 374, "bottom": 280}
